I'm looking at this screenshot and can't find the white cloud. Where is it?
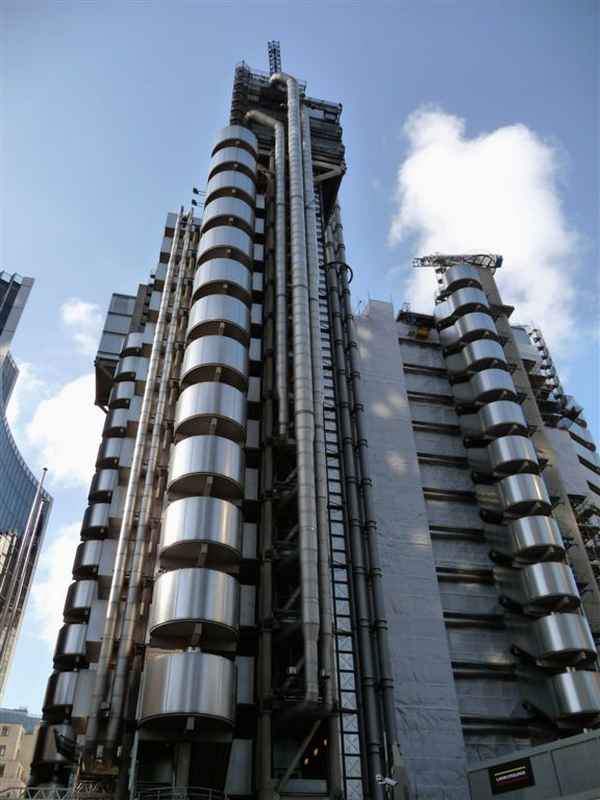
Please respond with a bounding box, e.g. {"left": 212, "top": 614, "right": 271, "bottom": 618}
{"left": 389, "top": 107, "right": 581, "bottom": 353}
{"left": 61, "top": 298, "right": 104, "bottom": 356}
{"left": 26, "top": 373, "right": 104, "bottom": 488}
{"left": 5, "top": 362, "right": 47, "bottom": 428}
{"left": 31, "top": 522, "right": 80, "bottom": 647}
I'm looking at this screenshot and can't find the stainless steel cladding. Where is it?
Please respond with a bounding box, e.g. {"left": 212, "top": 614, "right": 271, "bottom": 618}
{"left": 180, "top": 336, "right": 249, "bottom": 391}
{"left": 81, "top": 503, "right": 110, "bottom": 537}
{"left": 96, "top": 437, "right": 123, "bottom": 468}
{"left": 160, "top": 496, "right": 242, "bottom": 569}
{"left": 212, "top": 125, "right": 258, "bottom": 157}
{"left": 438, "top": 263, "right": 482, "bottom": 293}
{"left": 446, "top": 340, "right": 507, "bottom": 375}
{"left": 506, "top": 515, "right": 565, "bottom": 562}
{"left": 63, "top": 580, "right": 98, "bottom": 621}
{"left": 519, "top": 562, "right": 581, "bottom": 612}
{"left": 138, "top": 651, "right": 236, "bottom": 733}
{"left": 498, "top": 473, "right": 552, "bottom": 516}
{"left": 513, "top": 613, "right": 596, "bottom": 665}
{"left": 54, "top": 623, "right": 88, "bottom": 667}
{"left": 187, "top": 295, "right": 251, "bottom": 345}
{"left": 88, "top": 468, "right": 118, "bottom": 502}
{"left": 108, "top": 381, "right": 135, "bottom": 409}
{"left": 208, "top": 147, "right": 257, "bottom": 181}
{"left": 121, "top": 332, "right": 145, "bottom": 356}
{"left": 205, "top": 171, "right": 256, "bottom": 207}
{"left": 73, "top": 539, "right": 105, "bottom": 578}
{"left": 197, "top": 226, "right": 254, "bottom": 268}
{"left": 168, "top": 435, "right": 245, "bottom": 500}
{"left": 439, "top": 313, "right": 499, "bottom": 350}
{"left": 464, "top": 368, "right": 517, "bottom": 404}
{"left": 148, "top": 567, "right": 240, "bottom": 648}
{"left": 103, "top": 407, "right": 130, "bottom": 436}
{"left": 524, "top": 671, "right": 600, "bottom": 723}
{"left": 174, "top": 382, "right": 247, "bottom": 442}
{"left": 434, "top": 287, "right": 491, "bottom": 326}
{"left": 193, "top": 258, "right": 252, "bottom": 305}
{"left": 33, "top": 724, "right": 75, "bottom": 764}
{"left": 487, "top": 435, "right": 539, "bottom": 475}
{"left": 479, "top": 401, "right": 527, "bottom": 437}
{"left": 114, "top": 356, "right": 148, "bottom": 382}
{"left": 43, "top": 670, "right": 78, "bottom": 713}
{"left": 202, "top": 197, "right": 255, "bottom": 236}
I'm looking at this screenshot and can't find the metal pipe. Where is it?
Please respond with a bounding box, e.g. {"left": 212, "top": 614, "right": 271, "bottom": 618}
{"left": 324, "top": 243, "right": 385, "bottom": 800}
{"left": 301, "top": 102, "right": 337, "bottom": 706}
{"left": 0, "top": 468, "right": 47, "bottom": 665}
{"left": 85, "top": 210, "right": 184, "bottom": 751}
{"left": 271, "top": 71, "right": 320, "bottom": 705}
{"left": 105, "top": 213, "right": 194, "bottom": 748}
{"left": 331, "top": 206, "right": 411, "bottom": 798}
{"left": 244, "top": 110, "right": 288, "bottom": 439}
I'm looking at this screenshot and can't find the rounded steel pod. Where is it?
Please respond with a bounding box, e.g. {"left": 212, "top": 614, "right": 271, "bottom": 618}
{"left": 470, "top": 369, "right": 517, "bottom": 403}
{"left": 187, "top": 295, "right": 251, "bottom": 346}
{"left": 197, "top": 226, "right": 253, "bottom": 268}
{"left": 63, "top": 580, "right": 98, "bottom": 623}
{"left": 73, "top": 539, "right": 104, "bottom": 578}
{"left": 168, "top": 435, "right": 244, "bottom": 500}
{"left": 205, "top": 170, "right": 256, "bottom": 208}
{"left": 175, "top": 382, "right": 247, "bottom": 443}
{"left": 212, "top": 125, "right": 258, "bottom": 158}
{"left": 551, "top": 671, "right": 600, "bottom": 722}
{"left": 201, "top": 197, "right": 255, "bottom": 237}
{"left": 114, "top": 355, "right": 147, "bottom": 382}
{"left": 192, "top": 258, "right": 252, "bottom": 305}
{"left": 533, "top": 613, "right": 596, "bottom": 667}
{"left": 521, "top": 562, "right": 580, "bottom": 613}
{"left": 43, "top": 671, "right": 77, "bottom": 717}
{"left": 479, "top": 401, "right": 527, "bottom": 437}
{"left": 103, "top": 407, "right": 130, "bottom": 437}
{"left": 439, "top": 312, "right": 498, "bottom": 349}
{"left": 434, "top": 287, "right": 490, "bottom": 327}
{"left": 96, "top": 437, "right": 122, "bottom": 468}
{"left": 160, "top": 496, "right": 242, "bottom": 569}
{"left": 447, "top": 340, "right": 507, "bottom": 376}
{"left": 108, "top": 380, "right": 135, "bottom": 409}
{"left": 180, "top": 336, "right": 249, "bottom": 392}
{"left": 121, "top": 332, "right": 145, "bottom": 357}
{"left": 80, "top": 503, "right": 111, "bottom": 539}
{"left": 507, "top": 515, "right": 565, "bottom": 563}
{"left": 148, "top": 567, "right": 240, "bottom": 650}
{"left": 138, "top": 651, "right": 236, "bottom": 734}
{"left": 488, "top": 435, "right": 539, "bottom": 475}
{"left": 439, "top": 263, "right": 482, "bottom": 293}
{"left": 33, "top": 723, "right": 76, "bottom": 764}
{"left": 208, "top": 147, "right": 257, "bottom": 181}
{"left": 498, "top": 473, "right": 552, "bottom": 516}
{"left": 54, "top": 624, "right": 88, "bottom": 669}
{"left": 88, "top": 468, "right": 118, "bottom": 503}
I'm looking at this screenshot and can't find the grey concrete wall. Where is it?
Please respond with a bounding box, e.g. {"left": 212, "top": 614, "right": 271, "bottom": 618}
{"left": 355, "top": 300, "right": 469, "bottom": 799}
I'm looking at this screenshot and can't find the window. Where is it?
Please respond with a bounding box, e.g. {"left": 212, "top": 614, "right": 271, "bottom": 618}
{"left": 0, "top": 727, "right": 8, "bottom": 736}
{"left": 0, "top": 745, "right": 6, "bottom": 757}
{"left": 0, "top": 765, "right": 5, "bottom": 777}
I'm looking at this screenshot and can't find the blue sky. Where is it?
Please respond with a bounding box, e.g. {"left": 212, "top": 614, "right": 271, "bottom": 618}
{"left": 1, "top": 0, "right": 598, "bottom": 712}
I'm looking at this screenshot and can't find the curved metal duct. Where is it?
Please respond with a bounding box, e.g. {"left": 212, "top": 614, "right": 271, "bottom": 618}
{"left": 187, "top": 294, "right": 251, "bottom": 345}
{"left": 271, "top": 71, "right": 320, "bottom": 704}
{"left": 174, "top": 381, "right": 247, "bottom": 442}
{"left": 245, "top": 109, "right": 288, "bottom": 438}
{"left": 180, "top": 335, "right": 249, "bottom": 391}
{"left": 147, "top": 567, "right": 240, "bottom": 650}
{"left": 192, "top": 258, "right": 252, "bottom": 305}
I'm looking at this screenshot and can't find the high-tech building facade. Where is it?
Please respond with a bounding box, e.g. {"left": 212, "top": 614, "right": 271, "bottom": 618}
{"left": 33, "top": 54, "right": 600, "bottom": 800}
{"left": 0, "top": 272, "right": 52, "bottom": 701}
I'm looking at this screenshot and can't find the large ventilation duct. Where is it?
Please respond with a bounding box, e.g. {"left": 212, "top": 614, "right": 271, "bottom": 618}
{"left": 271, "top": 71, "right": 320, "bottom": 705}
{"left": 244, "top": 110, "right": 288, "bottom": 438}
{"left": 85, "top": 210, "right": 185, "bottom": 753}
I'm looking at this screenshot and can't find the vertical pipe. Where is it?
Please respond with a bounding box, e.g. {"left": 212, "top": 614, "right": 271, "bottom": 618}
{"left": 85, "top": 210, "right": 184, "bottom": 752}
{"left": 301, "top": 105, "right": 342, "bottom": 797}
{"left": 244, "top": 110, "right": 288, "bottom": 438}
{"left": 332, "top": 207, "right": 411, "bottom": 798}
{"left": 271, "top": 72, "right": 320, "bottom": 705}
{"left": 325, "top": 238, "right": 385, "bottom": 800}
{"left": 106, "top": 214, "right": 194, "bottom": 748}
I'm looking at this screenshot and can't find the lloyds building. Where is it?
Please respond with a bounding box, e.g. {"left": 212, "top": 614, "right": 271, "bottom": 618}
{"left": 33, "top": 49, "right": 600, "bottom": 800}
